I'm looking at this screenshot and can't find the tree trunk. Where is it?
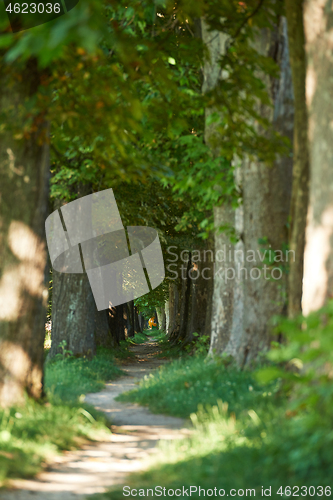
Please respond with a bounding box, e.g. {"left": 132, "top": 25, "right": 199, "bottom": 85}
{"left": 220, "top": 204, "right": 245, "bottom": 358}
{"left": 126, "top": 300, "right": 135, "bottom": 338}
{"left": 171, "top": 253, "right": 192, "bottom": 345}
{"left": 94, "top": 308, "right": 112, "bottom": 347}
{"left": 165, "top": 300, "right": 170, "bottom": 334}
{"left": 0, "top": 59, "right": 50, "bottom": 406}
{"left": 168, "top": 281, "right": 180, "bottom": 336}
{"left": 187, "top": 245, "right": 214, "bottom": 340}
{"left": 203, "top": 235, "right": 214, "bottom": 340}
{"left": 285, "top": 0, "right": 310, "bottom": 318}
{"left": 201, "top": 19, "right": 237, "bottom": 356}
{"left": 49, "top": 184, "right": 96, "bottom": 359}
{"left": 108, "top": 304, "right": 126, "bottom": 345}
{"left": 156, "top": 306, "right": 166, "bottom": 331}
{"left": 209, "top": 205, "right": 236, "bottom": 355}
{"left": 138, "top": 313, "right": 145, "bottom": 331}
{"left": 134, "top": 305, "right": 142, "bottom": 333}
{"left": 50, "top": 270, "right": 96, "bottom": 358}
{"left": 240, "top": 20, "right": 294, "bottom": 365}
{"left": 302, "top": 0, "right": 333, "bottom": 313}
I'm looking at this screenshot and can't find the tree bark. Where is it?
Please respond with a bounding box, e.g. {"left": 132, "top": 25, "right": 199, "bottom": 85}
{"left": 49, "top": 184, "right": 96, "bottom": 359}
{"left": 50, "top": 270, "right": 96, "bottom": 358}
{"left": 165, "top": 299, "right": 170, "bottom": 334}
{"left": 156, "top": 306, "right": 166, "bottom": 331}
{"left": 240, "top": 20, "right": 294, "bottom": 365}
{"left": 134, "top": 305, "right": 142, "bottom": 333}
{"left": 168, "top": 281, "right": 180, "bottom": 336}
{"left": 138, "top": 313, "right": 145, "bottom": 332}
{"left": 220, "top": 203, "right": 245, "bottom": 358}
{"left": 285, "top": 0, "right": 310, "bottom": 318}
{"left": 126, "top": 300, "right": 135, "bottom": 338}
{"left": 170, "top": 254, "right": 192, "bottom": 344}
{"left": 209, "top": 205, "right": 236, "bottom": 355}
{"left": 0, "top": 59, "right": 50, "bottom": 406}
{"left": 107, "top": 304, "right": 126, "bottom": 345}
{"left": 187, "top": 245, "right": 214, "bottom": 339}
{"left": 203, "top": 235, "right": 214, "bottom": 340}
{"left": 201, "top": 19, "right": 238, "bottom": 356}
{"left": 94, "top": 308, "right": 112, "bottom": 347}
{"left": 302, "top": 0, "right": 333, "bottom": 313}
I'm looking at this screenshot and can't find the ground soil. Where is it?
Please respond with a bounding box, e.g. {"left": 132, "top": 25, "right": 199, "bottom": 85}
{"left": 1, "top": 337, "right": 190, "bottom": 499}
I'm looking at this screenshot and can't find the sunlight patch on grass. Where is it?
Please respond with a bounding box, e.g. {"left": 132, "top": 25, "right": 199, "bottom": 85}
{"left": 117, "top": 355, "right": 275, "bottom": 418}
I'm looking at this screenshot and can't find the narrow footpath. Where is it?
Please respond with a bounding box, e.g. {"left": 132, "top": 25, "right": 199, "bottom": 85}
{"left": 1, "top": 338, "right": 190, "bottom": 500}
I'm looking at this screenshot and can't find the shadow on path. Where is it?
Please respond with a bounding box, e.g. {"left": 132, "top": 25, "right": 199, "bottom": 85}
{"left": 1, "top": 337, "right": 190, "bottom": 499}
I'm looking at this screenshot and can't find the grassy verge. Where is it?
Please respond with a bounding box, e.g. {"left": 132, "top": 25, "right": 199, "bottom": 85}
{"left": 0, "top": 398, "right": 109, "bottom": 485}
{"left": 99, "top": 345, "right": 333, "bottom": 500}
{"left": 45, "top": 346, "right": 124, "bottom": 404}
{"left": 117, "top": 355, "right": 276, "bottom": 418}
{"left": 95, "top": 398, "right": 333, "bottom": 500}
{"left": 0, "top": 346, "right": 124, "bottom": 487}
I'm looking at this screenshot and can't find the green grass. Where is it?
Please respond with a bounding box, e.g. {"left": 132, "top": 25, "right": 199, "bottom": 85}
{"left": 96, "top": 355, "right": 333, "bottom": 500}
{"left": 127, "top": 329, "right": 167, "bottom": 344}
{"left": 45, "top": 346, "right": 124, "bottom": 404}
{"left": 98, "top": 406, "right": 333, "bottom": 500}
{"left": 0, "top": 346, "right": 124, "bottom": 486}
{"left": 117, "top": 355, "right": 277, "bottom": 418}
{"left": 148, "top": 330, "right": 189, "bottom": 359}
{"left": 127, "top": 330, "right": 150, "bottom": 344}
{"left": 0, "top": 398, "right": 110, "bottom": 486}
{"left": 146, "top": 329, "right": 166, "bottom": 341}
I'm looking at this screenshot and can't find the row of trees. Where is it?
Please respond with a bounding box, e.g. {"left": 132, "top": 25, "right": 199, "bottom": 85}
{"left": 0, "top": 0, "right": 332, "bottom": 407}
{"left": 161, "top": 0, "right": 332, "bottom": 367}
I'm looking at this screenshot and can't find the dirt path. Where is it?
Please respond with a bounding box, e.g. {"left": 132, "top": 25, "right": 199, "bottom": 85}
{"left": 1, "top": 338, "right": 190, "bottom": 499}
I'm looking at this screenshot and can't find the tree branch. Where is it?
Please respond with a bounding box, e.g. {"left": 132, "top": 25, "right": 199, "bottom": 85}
{"left": 232, "top": 0, "right": 265, "bottom": 41}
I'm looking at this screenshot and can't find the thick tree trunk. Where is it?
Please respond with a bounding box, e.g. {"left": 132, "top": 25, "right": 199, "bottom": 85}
{"left": 240, "top": 20, "right": 294, "bottom": 365}
{"left": 221, "top": 204, "right": 244, "bottom": 358}
{"left": 201, "top": 19, "right": 237, "bottom": 356}
{"left": 0, "top": 60, "right": 50, "bottom": 406}
{"left": 285, "top": 0, "right": 310, "bottom": 318}
{"left": 49, "top": 184, "right": 96, "bottom": 359}
{"left": 209, "top": 205, "right": 236, "bottom": 355}
{"left": 302, "top": 0, "right": 333, "bottom": 313}
{"left": 50, "top": 271, "right": 96, "bottom": 358}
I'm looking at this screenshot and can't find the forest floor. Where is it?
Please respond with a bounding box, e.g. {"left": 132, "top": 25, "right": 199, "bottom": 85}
{"left": 1, "top": 337, "right": 191, "bottom": 500}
